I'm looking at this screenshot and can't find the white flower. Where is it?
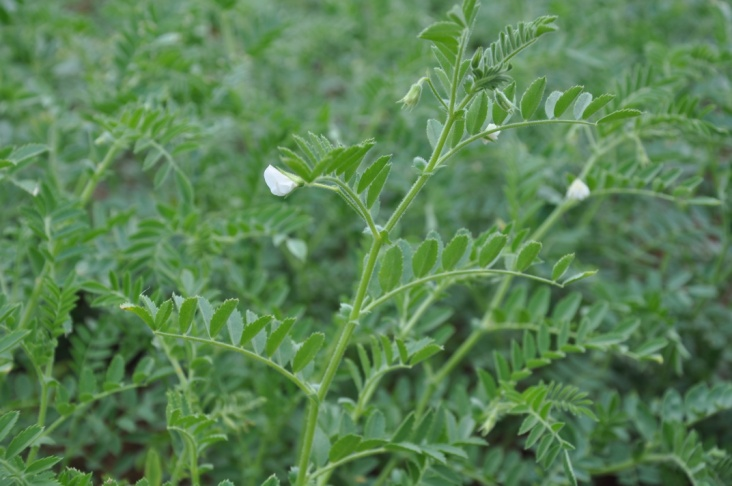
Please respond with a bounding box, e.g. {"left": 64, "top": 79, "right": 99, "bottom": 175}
{"left": 566, "top": 178, "right": 590, "bottom": 201}
{"left": 264, "top": 165, "right": 298, "bottom": 196}
{"left": 482, "top": 123, "right": 501, "bottom": 143}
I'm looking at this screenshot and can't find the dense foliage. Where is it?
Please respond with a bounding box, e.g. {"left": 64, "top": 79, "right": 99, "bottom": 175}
{"left": 1, "top": 0, "right": 730, "bottom": 485}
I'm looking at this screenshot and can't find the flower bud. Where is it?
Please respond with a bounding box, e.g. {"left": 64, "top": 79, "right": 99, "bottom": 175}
{"left": 481, "top": 123, "right": 501, "bottom": 143}
{"left": 566, "top": 178, "right": 590, "bottom": 201}
{"left": 397, "top": 78, "right": 425, "bottom": 111}
{"left": 264, "top": 165, "right": 298, "bottom": 196}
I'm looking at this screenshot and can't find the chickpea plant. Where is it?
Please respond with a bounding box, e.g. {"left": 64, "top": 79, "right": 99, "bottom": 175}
{"left": 1, "top": 0, "right": 730, "bottom": 485}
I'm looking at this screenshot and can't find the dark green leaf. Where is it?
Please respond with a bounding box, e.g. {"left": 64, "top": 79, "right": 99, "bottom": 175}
{"left": 265, "top": 318, "right": 296, "bottom": 356}
{"left": 520, "top": 76, "right": 546, "bottom": 120}
{"left": 379, "top": 245, "right": 403, "bottom": 292}
{"left": 241, "top": 315, "right": 273, "bottom": 345}
{"left": 409, "top": 343, "right": 443, "bottom": 365}
{"left": 366, "top": 162, "right": 391, "bottom": 208}
{"left": 581, "top": 93, "right": 615, "bottom": 119}
{"left": 292, "top": 332, "right": 325, "bottom": 372}
{"left": 554, "top": 86, "right": 583, "bottom": 118}
{"left": 412, "top": 238, "right": 439, "bottom": 278}
{"left": 597, "top": 109, "right": 642, "bottom": 124}
{"left": 357, "top": 155, "right": 391, "bottom": 193}
{"left": 0, "top": 330, "right": 29, "bottom": 355}
{"left": 120, "top": 303, "right": 155, "bottom": 330}
{"left": 104, "top": 354, "right": 125, "bottom": 390}
{"left": 391, "top": 412, "right": 415, "bottom": 442}
{"left": 552, "top": 254, "right": 575, "bottom": 281}
{"left": 515, "top": 241, "right": 542, "bottom": 271}
{"left": 479, "top": 233, "right": 508, "bottom": 267}
{"left": 442, "top": 231, "right": 470, "bottom": 270}
{"left": 210, "top": 299, "right": 239, "bottom": 339}
{"left": 0, "top": 411, "right": 19, "bottom": 442}
{"left": 6, "top": 424, "right": 43, "bottom": 459}
{"left": 466, "top": 92, "right": 489, "bottom": 135}
{"left": 177, "top": 296, "right": 198, "bottom": 334}
{"left": 329, "top": 434, "right": 362, "bottom": 462}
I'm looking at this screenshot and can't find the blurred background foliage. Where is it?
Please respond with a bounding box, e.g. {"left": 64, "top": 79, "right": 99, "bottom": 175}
{"left": 0, "top": 0, "right": 730, "bottom": 484}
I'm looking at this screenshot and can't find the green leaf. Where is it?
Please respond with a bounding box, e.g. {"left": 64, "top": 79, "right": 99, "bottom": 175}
{"left": 466, "top": 92, "right": 489, "bottom": 135}
{"left": 265, "top": 318, "right": 296, "bottom": 356}
{"left": 0, "top": 330, "right": 29, "bottom": 355}
{"left": 26, "top": 456, "right": 62, "bottom": 475}
{"left": 367, "top": 162, "right": 391, "bottom": 208}
{"left": 544, "top": 91, "right": 562, "bottom": 119}
{"left": 581, "top": 93, "right": 615, "bottom": 119}
{"left": 450, "top": 117, "right": 465, "bottom": 147}
{"left": 537, "top": 324, "right": 550, "bottom": 355}
{"left": 79, "top": 368, "right": 97, "bottom": 401}
{"left": 515, "top": 241, "right": 542, "bottom": 271}
{"left": 525, "top": 423, "right": 545, "bottom": 448}
{"left": 597, "top": 108, "right": 642, "bottom": 124}
{"left": 418, "top": 21, "right": 463, "bottom": 54}
{"left": 6, "top": 424, "right": 43, "bottom": 459}
{"left": 562, "top": 270, "right": 598, "bottom": 285}
{"left": 442, "top": 231, "right": 470, "bottom": 270}
{"left": 144, "top": 449, "right": 163, "bottom": 486}
{"left": 479, "top": 233, "right": 508, "bottom": 267}
{"left": 409, "top": 343, "right": 443, "bottom": 366}
{"left": 518, "top": 415, "right": 539, "bottom": 435}
{"left": 241, "top": 315, "right": 273, "bottom": 345}
{"left": 572, "top": 92, "right": 593, "bottom": 120}
{"left": 209, "top": 299, "right": 239, "bottom": 339}
{"left": 120, "top": 303, "right": 156, "bottom": 330}
{"left": 552, "top": 292, "right": 583, "bottom": 323}
{"left": 260, "top": 475, "right": 280, "bottom": 486}
{"left": 493, "top": 351, "right": 511, "bottom": 382}
{"left": 391, "top": 412, "right": 415, "bottom": 442}
{"left": 176, "top": 296, "right": 198, "bottom": 334}
{"left": 563, "top": 450, "right": 578, "bottom": 486}
{"left": 552, "top": 253, "right": 575, "bottom": 281}
{"left": 154, "top": 300, "right": 173, "bottom": 331}
{"left": 520, "top": 76, "right": 546, "bottom": 120}
{"left": 357, "top": 155, "right": 391, "bottom": 193}
{"left": 0, "top": 411, "right": 19, "bottom": 442}
{"left": 329, "top": 434, "right": 363, "bottom": 462}
{"left": 379, "top": 245, "right": 403, "bottom": 292}
{"left": 292, "top": 332, "right": 325, "bottom": 372}
{"left": 426, "top": 119, "right": 443, "bottom": 149}
{"left": 412, "top": 238, "right": 439, "bottom": 278}
{"left": 9, "top": 144, "right": 48, "bottom": 163}
{"left": 396, "top": 338, "right": 409, "bottom": 363}
{"left": 554, "top": 86, "right": 583, "bottom": 118}
{"left": 104, "top": 354, "right": 125, "bottom": 390}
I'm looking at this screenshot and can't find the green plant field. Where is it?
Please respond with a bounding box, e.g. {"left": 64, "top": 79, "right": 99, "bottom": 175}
{"left": 1, "top": 0, "right": 731, "bottom": 485}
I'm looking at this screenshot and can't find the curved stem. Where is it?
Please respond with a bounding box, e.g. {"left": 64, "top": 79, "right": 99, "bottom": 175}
{"left": 155, "top": 332, "right": 313, "bottom": 397}
{"left": 79, "top": 140, "right": 125, "bottom": 206}
{"left": 311, "top": 448, "right": 388, "bottom": 479}
{"left": 364, "top": 268, "right": 561, "bottom": 314}
{"left": 319, "top": 176, "right": 381, "bottom": 239}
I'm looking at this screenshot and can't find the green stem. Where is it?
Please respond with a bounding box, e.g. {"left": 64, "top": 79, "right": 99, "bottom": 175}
{"left": 155, "top": 332, "right": 313, "bottom": 396}
{"left": 311, "top": 448, "right": 388, "bottom": 479}
{"left": 365, "top": 268, "right": 561, "bottom": 314}
{"left": 26, "top": 358, "right": 53, "bottom": 463}
{"left": 320, "top": 176, "right": 381, "bottom": 239}
{"left": 79, "top": 141, "right": 124, "bottom": 206}
{"left": 18, "top": 264, "right": 49, "bottom": 331}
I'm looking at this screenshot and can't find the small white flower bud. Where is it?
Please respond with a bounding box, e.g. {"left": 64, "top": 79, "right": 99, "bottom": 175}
{"left": 566, "top": 178, "right": 590, "bottom": 201}
{"left": 482, "top": 123, "right": 501, "bottom": 143}
{"left": 264, "top": 165, "right": 298, "bottom": 197}
{"left": 397, "top": 78, "right": 426, "bottom": 111}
